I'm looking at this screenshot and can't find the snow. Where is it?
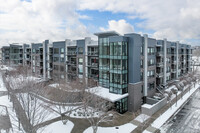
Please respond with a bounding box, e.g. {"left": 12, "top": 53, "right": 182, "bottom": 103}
{"left": 0, "top": 96, "right": 12, "bottom": 107}
{"left": 143, "top": 130, "right": 152, "bottom": 133}
{"left": 39, "top": 120, "right": 74, "bottom": 133}
{"left": 87, "top": 86, "right": 129, "bottom": 102}
{"left": 0, "top": 74, "right": 7, "bottom": 91}
{"left": 151, "top": 83, "right": 200, "bottom": 129}
{"left": 49, "top": 83, "right": 59, "bottom": 88}
{"left": 135, "top": 114, "right": 150, "bottom": 123}
{"left": 141, "top": 104, "right": 153, "bottom": 109}
{"left": 83, "top": 123, "right": 137, "bottom": 133}
{"left": 0, "top": 65, "right": 15, "bottom": 71}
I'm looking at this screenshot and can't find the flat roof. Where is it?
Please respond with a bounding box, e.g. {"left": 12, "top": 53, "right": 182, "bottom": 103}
{"left": 87, "top": 86, "right": 129, "bottom": 102}
{"left": 94, "top": 31, "right": 120, "bottom": 37}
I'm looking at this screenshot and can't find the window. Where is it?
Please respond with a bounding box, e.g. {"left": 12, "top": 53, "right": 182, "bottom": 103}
{"left": 148, "top": 70, "right": 155, "bottom": 77}
{"left": 141, "top": 46, "right": 143, "bottom": 55}
{"left": 32, "top": 49, "right": 35, "bottom": 53}
{"left": 141, "top": 60, "right": 143, "bottom": 68}
{"left": 148, "top": 82, "right": 155, "bottom": 90}
{"left": 167, "top": 48, "right": 171, "bottom": 54}
{"left": 54, "top": 48, "right": 59, "bottom": 54}
{"left": 53, "top": 65, "right": 59, "bottom": 70}
{"left": 79, "top": 58, "right": 83, "bottom": 65}
{"left": 148, "top": 47, "right": 155, "bottom": 55}
{"left": 148, "top": 59, "right": 155, "bottom": 66}
{"left": 60, "top": 57, "right": 64, "bottom": 62}
{"left": 53, "top": 57, "right": 59, "bottom": 62}
{"left": 78, "top": 47, "right": 83, "bottom": 54}
{"left": 61, "top": 48, "right": 64, "bottom": 53}
{"left": 78, "top": 65, "right": 83, "bottom": 74}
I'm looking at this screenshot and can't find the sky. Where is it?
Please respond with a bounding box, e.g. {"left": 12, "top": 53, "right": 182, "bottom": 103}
{"left": 0, "top": 0, "right": 200, "bottom": 46}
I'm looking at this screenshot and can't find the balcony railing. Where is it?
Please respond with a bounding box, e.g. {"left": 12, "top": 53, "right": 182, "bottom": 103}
{"left": 88, "top": 51, "right": 98, "bottom": 56}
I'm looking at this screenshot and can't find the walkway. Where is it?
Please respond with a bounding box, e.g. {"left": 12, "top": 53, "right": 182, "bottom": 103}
{"left": 131, "top": 83, "right": 199, "bottom": 133}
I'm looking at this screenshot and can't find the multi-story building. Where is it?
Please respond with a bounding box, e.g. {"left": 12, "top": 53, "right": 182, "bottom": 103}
{"left": 9, "top": 44, "right": 23, "bottom": 66}
{"left": 31, "top": 43, "right": 43, "bottom": 76}
{"left": 94, "top": 31, "right": 192, "bottom": 113}
{"left": 1, "top": 31, "right": 192, "bottom": 114}
{"left": 1, "top": 46, "right": 10, "bottom": 65}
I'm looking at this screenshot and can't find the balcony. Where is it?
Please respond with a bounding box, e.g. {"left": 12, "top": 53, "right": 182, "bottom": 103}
{"left": 156, "top": 72, "right": 164, "bottom": 78}
{"left": 156, "top": 62, "right": 164, "bottom": 67}
{"left": 67, "top": 51, "right": 77, "bottom": 55}
{"left": 171, "top": 60, "right": 177, "bottom": 64}
{"left": 88, "top": 63, "right": 98, "bottom": 67}
{"left": 88, "top": 51, "right": 98, "bottom": 56}
{"left": 156, "top": 51, "right": 164, "bottom": 56}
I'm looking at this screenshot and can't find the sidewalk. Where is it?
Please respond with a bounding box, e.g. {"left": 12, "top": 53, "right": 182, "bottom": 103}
{"left": 131, "top": 83, "right": 200, "bottom": 133}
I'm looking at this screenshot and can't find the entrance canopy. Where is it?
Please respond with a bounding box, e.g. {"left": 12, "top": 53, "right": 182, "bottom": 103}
{"left": 87, "top": 86, "right": 129, "bottom": 102}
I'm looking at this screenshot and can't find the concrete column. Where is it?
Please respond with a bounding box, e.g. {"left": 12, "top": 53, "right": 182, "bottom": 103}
{"left": 31, "top": 44, "right": 33, "bottom": 74}
{"left": 163, "top": 39, "right": 167, "bottom": 86}
{"left": 43, "top": 41, "right": 47, "bottom": 80}
{"left": 85, "top": 37, "right": 90, "bottom": 87}
{"left": 176, "top": 41, "right": 179, "bottom": 79}
{"left": 143, "top": 34, "right": 148, "bottom": 100}
{"left": 47, "top": 45, "right": 50, "bottom": 79}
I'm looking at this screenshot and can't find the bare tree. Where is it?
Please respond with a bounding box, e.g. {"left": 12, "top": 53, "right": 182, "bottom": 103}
{"left": 45, "top": 79, "right": 83, "bottom": 125}
{"left": 82, "top": 90, "right": 115, "bottom": 133}
{"left": 3, "top": 69, "right": 50, "bottom": 133}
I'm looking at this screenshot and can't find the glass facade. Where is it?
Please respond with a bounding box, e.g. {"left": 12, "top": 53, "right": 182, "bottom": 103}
{"left": 99, "top": 37, "right": 128, "bottom": 94}
{"left": 99, "top": 37, "right": 128, "bottom": 113}
{"left": 115, "top": 97, "right": 128, "bottom": 114}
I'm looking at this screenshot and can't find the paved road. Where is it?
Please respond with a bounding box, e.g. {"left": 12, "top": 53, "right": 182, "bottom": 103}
{"left": 161, "top": 90, "right": 200, "bottom": 133}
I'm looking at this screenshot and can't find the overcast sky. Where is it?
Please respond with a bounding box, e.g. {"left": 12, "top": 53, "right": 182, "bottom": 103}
{"left": 0, "top": 0, "right": 200, "bottom": 46}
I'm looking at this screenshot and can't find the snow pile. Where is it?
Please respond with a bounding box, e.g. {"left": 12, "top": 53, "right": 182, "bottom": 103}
{"left": 135, "top": 114, "right": 150, "bottom": 123}
{"left": 84, "top": 123, "right": 137, "bottom": 133}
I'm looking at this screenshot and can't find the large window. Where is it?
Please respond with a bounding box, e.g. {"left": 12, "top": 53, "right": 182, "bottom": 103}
{"left": 99, "top": 38, "right": 128, "bottom": 95}
{"left": 115, "top": 97, "right": 128, "bottom": 114}
{"left": 78, "top": 47, "right": 83, "bottom": 54}
{"left": 148, "top": 59, "right": 155, "bottom": 66}
{"left": 60, "top": 48, "right": 64, "bottom": 54}
{"left": 148, "top": 70, "right": 155, "bottom": 78}
{"left": 32, "top": 49, "right": 35, "bottom": 53}
{"left": 148, "top": 47, "right": 155, "bottom": 55}
{"left": 54, "top": 48, "right": 59, "bottom": 54}
{"left": 79, "top": 58, "right": 83, "bottom": 65}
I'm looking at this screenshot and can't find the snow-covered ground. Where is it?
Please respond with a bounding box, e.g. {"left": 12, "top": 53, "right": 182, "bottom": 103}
{"left": 0, "top": 73, "right": 74, "bottom": 133}
{"left": 0, "top": 65, "right": 15, "bottom": 71}
{"left": 0, "top": 73, "right": 7, "bottom": 91}
{"left": 39, "top": 120, "right": 74, "bottom": 133}
{"left": 84, "top": 123, "right": 137, "bottom": 133}
{"left": 135, "top": 114, "right": 150, "bottom": 123}
{"left": 151, "top": 83, "right": 200, "bottom": 129}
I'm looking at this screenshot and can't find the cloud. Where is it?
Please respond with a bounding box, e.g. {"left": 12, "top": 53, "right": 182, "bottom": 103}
{"left": 79, "top": 0, "right": 200, "bottom": 45}
{"left": 100, "top": 19, "right": 134, "bottom": 35}
{"left": 0, "top": 0, "right": 91, "bottom": 46}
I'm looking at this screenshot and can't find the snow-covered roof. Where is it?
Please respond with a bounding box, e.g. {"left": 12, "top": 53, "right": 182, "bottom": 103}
{"left": 87, "top": 86, "right": 129, "bottom": 102}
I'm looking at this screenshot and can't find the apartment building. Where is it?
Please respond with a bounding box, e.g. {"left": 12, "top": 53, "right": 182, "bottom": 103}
{"left": 1, "top": 31, "right": 192, "bottom": 114}
{"left": 1, "top": 46, "right": 10, "bottom": 65}
{"left": 94, "top": 31, "right": 192, "bottom": 113}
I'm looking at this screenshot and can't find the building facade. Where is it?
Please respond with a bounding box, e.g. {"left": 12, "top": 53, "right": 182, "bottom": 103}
{"left": 1, "top": 31, "right": 192, "bottom": 113}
